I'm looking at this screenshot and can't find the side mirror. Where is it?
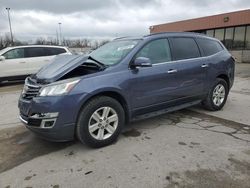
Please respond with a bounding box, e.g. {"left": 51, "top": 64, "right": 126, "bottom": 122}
{"left": 0, "top": 56, "right": 5, "bottom": 61}
{"left": 131, "top": 57, "right": 152, "bottom": 68}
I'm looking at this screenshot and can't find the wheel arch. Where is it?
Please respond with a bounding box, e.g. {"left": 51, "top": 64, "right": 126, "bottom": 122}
{"left": 216, "top": 74, "right": 230, "bottom": 89}
{"left": 77, "top": 89, "right": 130, "bottom": 125}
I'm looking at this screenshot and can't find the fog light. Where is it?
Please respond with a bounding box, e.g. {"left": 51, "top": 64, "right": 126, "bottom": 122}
{"left": 44, "top": 121, "right": 55, "bottom": 128}
{"left": 41, "top": 119, "right": 56, "bottom": 128}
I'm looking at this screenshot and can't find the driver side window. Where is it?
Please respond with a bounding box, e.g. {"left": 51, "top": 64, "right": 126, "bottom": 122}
{"left": 3, "top": 48, "right": 25, "bottom": 59}
{"left": 136, "top": 39, "right": 171, "bottom": 64}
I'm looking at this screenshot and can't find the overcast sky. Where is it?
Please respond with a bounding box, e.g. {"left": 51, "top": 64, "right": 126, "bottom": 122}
{"left": 0, "top": 0, "right": 250, "bottom": 42}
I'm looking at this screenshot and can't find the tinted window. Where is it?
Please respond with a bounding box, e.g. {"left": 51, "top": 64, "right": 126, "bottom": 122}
{"left": 25, "top": 47, "right": 46, "bottom": 58}
{"left": 224, "top": 27, "right": 234, "bottom": 50}
{"left": 214, "top": 29, "right": 224, "bottom": 42}
{"left": 196, "top": 38, "right": 223, "bottom": 56}
{"left": 206, "top": 30, "right": 214, "bottom": 37}
{"left": 46, "top": 47, "right": 66, "bottom": 56}
{"left": 136, "top": 39, "right": 171, "bottom": 64}
{"left": 246, "top": 26, "right": 250, "bottom": 50}
{"left": 170, "top": 38, "right": 200, "bottom": 61}
{"left": 3, "top": 48, "right": 24, "bottom": 59}
{"left": 233, "top": 26, "right": 246, "bottom": 50}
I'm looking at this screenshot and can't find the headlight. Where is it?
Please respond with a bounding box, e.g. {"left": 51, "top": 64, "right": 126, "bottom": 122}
{"left": 39, "top": 79, "right": 80, "bottom": 96}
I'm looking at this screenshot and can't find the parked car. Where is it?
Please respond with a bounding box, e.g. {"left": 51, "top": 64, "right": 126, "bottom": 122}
{"left": 0, "top": 45, "right": 71, "bottom": 83}
{"left": 18, "top": 32, "right": 235, "bottom": 148}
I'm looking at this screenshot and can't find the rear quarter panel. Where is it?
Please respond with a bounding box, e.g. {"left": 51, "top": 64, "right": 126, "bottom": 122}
{"left": 206, "top": 50, "right": 235, "bottom": 91}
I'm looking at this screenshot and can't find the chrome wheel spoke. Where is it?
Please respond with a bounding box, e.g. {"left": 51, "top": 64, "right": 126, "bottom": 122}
{"left": 97, "top": 128, "right": 104, "bottom": 140}
{"left": 102, "top": 107, "right": 110, "bottom": 118}
{"left": 92, "top": 111, "right": 101, "bottom": 122}
{"left": 89, "top": 123, "right": 99, "bottom": 133}
{"left": 106, "top": 125, "right": 116, "bottom": 134}
{"left": 108, "top": 114, "right": 118, "bottom": 123}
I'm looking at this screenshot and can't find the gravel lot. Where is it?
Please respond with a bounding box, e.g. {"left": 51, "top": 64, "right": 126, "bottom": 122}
{"left": 0, "top": 64, "right": 249, "bottom": 188}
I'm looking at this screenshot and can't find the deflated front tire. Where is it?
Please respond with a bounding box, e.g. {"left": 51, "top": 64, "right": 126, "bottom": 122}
{"left": 76, "top": 96, "right": 125, "bottom": 148}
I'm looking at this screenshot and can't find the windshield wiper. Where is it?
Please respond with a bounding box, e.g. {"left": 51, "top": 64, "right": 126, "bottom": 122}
{"left": 87, "top": 56, "right": 107, "bottom": 69}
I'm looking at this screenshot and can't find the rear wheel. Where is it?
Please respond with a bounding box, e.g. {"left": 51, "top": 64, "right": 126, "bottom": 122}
{"left": 76, "top": 96, "right": 125, "bottom": 148}
{"left": 202, "top": 78, "right": 228, "bottom": 111}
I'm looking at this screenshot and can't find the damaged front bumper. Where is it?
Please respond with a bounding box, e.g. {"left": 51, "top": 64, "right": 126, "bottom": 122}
{"left": 18, "top": 92, "right": 88, "bottom": 142}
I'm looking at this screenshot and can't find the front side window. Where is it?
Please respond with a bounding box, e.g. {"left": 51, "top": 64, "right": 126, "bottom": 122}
{"left": 90, "top": 40, "right": 140, "bottom": 65}
{"left": 170, "top": 37, "right": 200, "bottom": 61}
{"left": 3, "top": 48, "right": 24, "bottom": 59}
{"left": 136, "top": 39, "right": 171, "bottom": 64}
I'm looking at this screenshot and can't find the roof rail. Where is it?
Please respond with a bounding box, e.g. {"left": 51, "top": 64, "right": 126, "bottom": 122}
{"left": 145, "top": 31, "right": 207, "bottom": 37}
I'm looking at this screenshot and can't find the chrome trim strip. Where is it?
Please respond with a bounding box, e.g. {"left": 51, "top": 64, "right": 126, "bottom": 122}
{"left": 152, "top": 50, "right": 224, "bottom": 66}
{"left": 19, "top": 115, "right": 28, "bottom": 124}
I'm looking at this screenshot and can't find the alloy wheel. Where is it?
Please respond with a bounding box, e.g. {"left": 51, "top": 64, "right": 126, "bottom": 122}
{"left": 88, "top": 107, "right": 119, "bottom": 140}
{"left": 212, "top": 84, "right": 226, "bottom": 106}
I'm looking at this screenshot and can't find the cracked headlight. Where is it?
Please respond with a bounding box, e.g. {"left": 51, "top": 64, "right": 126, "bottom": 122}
{"left": 39, "top": 78, "right": 80, "bottom": 96}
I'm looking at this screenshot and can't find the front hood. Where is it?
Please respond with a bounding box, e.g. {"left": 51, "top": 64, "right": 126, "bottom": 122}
{"left": 34, "top": 55, "right": 89, "bottom": 83}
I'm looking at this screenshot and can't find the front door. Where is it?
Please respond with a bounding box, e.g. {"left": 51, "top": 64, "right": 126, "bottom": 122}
{"left": 129, "top": 38, "right": 180, "bottom": 113}
{"left": 0, "top": 48, "right": 28, "bottom": 77}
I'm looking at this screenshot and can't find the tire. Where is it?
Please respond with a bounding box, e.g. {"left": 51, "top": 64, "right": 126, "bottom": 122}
{"left": 202, "top": 78, "right": 229, "bottom": 111}
{"left": 76, "top": 96, "right": 125, "bottom": 148}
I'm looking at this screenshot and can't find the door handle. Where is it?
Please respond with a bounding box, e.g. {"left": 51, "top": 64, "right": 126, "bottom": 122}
{"left": 167, "top": 69, "right": 177, "bottom": 74}
{"left": 201, "top": 64, "right": 209, "bottom": 68}
{"left": 19, "top": 61, "right": 26, "bottom": 64}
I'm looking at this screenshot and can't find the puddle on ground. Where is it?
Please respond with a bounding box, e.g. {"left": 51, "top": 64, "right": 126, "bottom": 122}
{"left": 166, "top": 165, "right": 250, "bottom": 188}
{"left": 0, "top": 126, "right": 74, "bottom": 173}
{"left": 122, "top": 129, "right": 141, "bottom": 137}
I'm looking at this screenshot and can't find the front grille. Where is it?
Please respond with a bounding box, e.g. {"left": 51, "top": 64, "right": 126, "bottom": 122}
{"left": 22, "top": 77, "right": 41, "bottom": 100}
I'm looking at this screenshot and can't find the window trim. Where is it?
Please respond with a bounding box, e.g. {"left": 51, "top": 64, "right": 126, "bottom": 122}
{"left": 152, "top": 49, "right": 224, "bottom": 66}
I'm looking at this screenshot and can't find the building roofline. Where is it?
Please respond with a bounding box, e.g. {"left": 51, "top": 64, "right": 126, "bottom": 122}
{"left": 151, "top": 9, "right": 250, "bottom": 28}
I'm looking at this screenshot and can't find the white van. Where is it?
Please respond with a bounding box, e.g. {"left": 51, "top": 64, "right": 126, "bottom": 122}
{"left": 0, "top": 45, "right": 71, "bottom": 83}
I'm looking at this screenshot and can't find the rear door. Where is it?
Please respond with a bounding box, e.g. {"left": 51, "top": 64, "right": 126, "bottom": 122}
{"left": 168, "top": 37, "right": 207, "bottom": 100}
{"left": 24, "top": 47, "right": 50, "bottom": 74}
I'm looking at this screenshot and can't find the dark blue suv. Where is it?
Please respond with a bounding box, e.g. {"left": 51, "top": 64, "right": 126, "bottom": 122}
{"left": 18, "top": 32, "right": 235, "bottom": 147}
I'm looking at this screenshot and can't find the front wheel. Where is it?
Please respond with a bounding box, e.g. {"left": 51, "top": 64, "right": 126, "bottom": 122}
{"left": 202, "top": 78, "right": 229, "bottom": 111}
{"left": 76, "top": 96, "right": 125, "bottom": 148}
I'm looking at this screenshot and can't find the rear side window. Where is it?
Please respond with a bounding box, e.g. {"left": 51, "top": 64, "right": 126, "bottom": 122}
{"left": 46, "top": 47, "right": 66, "bottom": 56}
{"left": 136, "top": 39, "right": 171, "bottom": 64}
{"left": 196, "top": 38, "right": 224, "bottom": 56}
{"left": 170, "top": 37, "right": 200, "bottom": 61}
{"left": 25, "top": 47, "right": 46, "bottom": 58}
{"left": 3, "top": 48, "right": 24, "bottom": 59}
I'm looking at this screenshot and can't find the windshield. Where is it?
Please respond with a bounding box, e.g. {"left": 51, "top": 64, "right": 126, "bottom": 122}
{"left": 90, "top": 40, "right": 140, "bottom": 65}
